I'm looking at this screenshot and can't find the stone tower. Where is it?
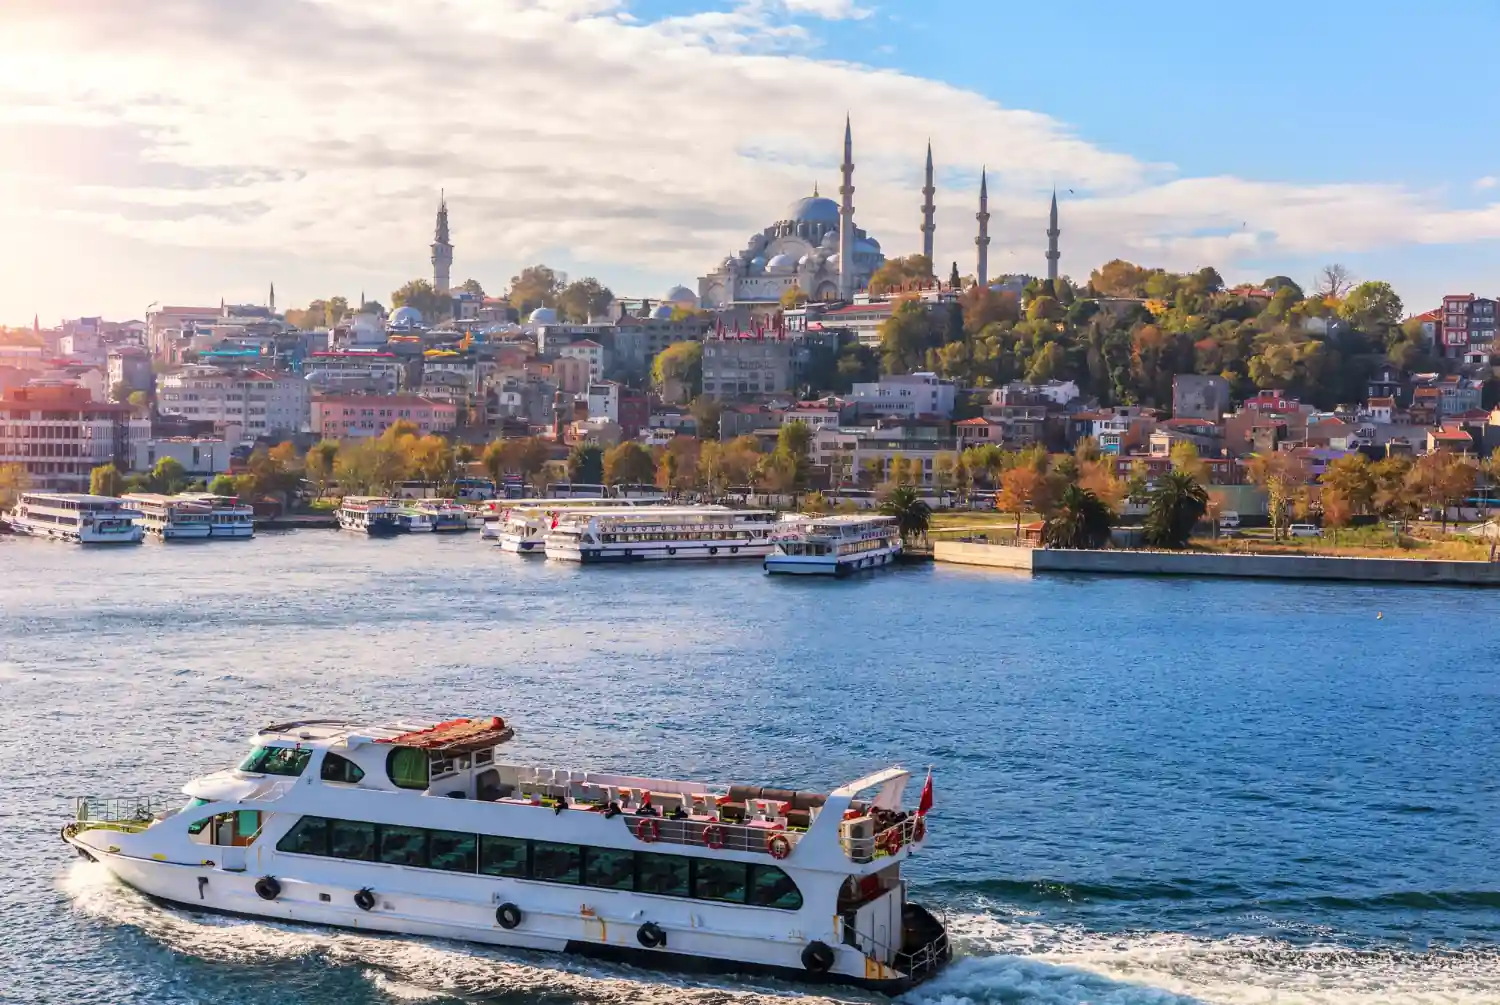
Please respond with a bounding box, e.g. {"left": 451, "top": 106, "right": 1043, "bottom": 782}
{"left": 431, "top": 191, "right": 453, "bottom": 295}
{"left": 975, "top": 168, "right": 991, "bottom": 289}
{"left": 920, "top": 141, "right": 936, "bottom": 265}
{"left": 1045, "top": 189, "right": 1061, "bottom": 285}
{"left": 837, "top": 116, "right": 856, "bottom": 300}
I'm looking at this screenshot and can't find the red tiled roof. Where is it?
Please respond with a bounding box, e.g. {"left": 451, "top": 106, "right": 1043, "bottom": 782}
{"left": 1367, "top": 396, "right": 1395, "bottom": 407}
{"left": 956, "top": 417, "right": 994, "bottom": 426}
{"left": 1431, "top": 426, "right": 1473, "bottom": 441}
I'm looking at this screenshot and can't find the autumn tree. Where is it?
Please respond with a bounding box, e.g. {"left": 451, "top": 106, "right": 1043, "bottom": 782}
{"left": 0, "top": 463, "right": 30, "bottom": 509}
{"left": 90, "top": 463, "right": 124, "bottom": 497}
{"left": 1320, "top": 453, "right": 1375, "bottom": 518}
{"left": 1169, "top": 440, "right": 1209, "bottom": 483}
{"left": 997, "top": 465, "right": 1041, "bottom": 536}
{"left": 602, "top": 442, "right": 655, "bottom": 486}
{"left": 506, "top": 264, "right": 565, "bottom": 315}
{"left": 1248, "top": 452, "right": 1306, "bottom": 540}
{"left": 557, "top": 278, "right": 614, "bottom": 323}
{"left": 391, "top": 280, "right": 448, "bottom": 321}
{"left": 780, "top": 287, "right": 809, "bottom": 309}
{"left": 651, "top": 342, "right": 704, "bottom": 400}
{"left": 305, "top": 440, "right": 339, "bottom": 500}
{"left": 878, "top": 299, "right": 938, "bottom": 374}
{"left": 867, "top": 254, "right": 935, "bottom": 294}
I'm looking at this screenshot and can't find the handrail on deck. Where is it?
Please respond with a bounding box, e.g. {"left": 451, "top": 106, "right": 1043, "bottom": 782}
{"left": 620, "top": 814, "right": 806, "bottom": 856}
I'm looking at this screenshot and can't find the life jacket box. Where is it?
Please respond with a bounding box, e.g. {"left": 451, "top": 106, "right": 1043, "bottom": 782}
{"left": 841, "top": 816, "right": 875, "bottom": 862}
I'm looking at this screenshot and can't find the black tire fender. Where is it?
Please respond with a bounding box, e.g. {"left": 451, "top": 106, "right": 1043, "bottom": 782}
{"left": 254, "top": 876, "right": 281, "bottom": 901}
{"left": 801, "top": 940, "right": 835, "bottom": 973}
{"left": 637, "top": 921, "right": 667, "bottom": 949}
{"left": 354, "top": 887, "right": 376, "bottom": 911}
{"left": 496, "top": 902, "right": 523, "bottom": 929}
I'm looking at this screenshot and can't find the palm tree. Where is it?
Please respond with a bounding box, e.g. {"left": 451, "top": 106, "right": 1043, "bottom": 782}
{"left": 879, "top": 485, "right": 931, "bottom": 545}
{"left": 1041, "top": 485, "right": 1113, "bottom": 549}
{"left": 1143, "top": 469, "right": 1209, "bottom": 549}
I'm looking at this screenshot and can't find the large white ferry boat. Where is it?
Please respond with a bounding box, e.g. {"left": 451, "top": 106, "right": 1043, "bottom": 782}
{"left": 3, "top": 492, "right": 143, "bottom": 544}
{"left": 545, "top": 508, "right": 780, "bottom": 563}
{"left": 124, "top": 493, "right": 214, "bottom": 541}
{"left": 337, "top": 497, "right": 403, "bottom": 537}
{"left": 497, "top": 499, "right": 691, "bottom": 555}
{"left": 182, "top": 494, "right": 256, "bottom": 538}
{"left": 764, "top": 515, "right": 902, "bottom": 577}
{"left": 62, "top": 717, "right": 948, "bottom": 992}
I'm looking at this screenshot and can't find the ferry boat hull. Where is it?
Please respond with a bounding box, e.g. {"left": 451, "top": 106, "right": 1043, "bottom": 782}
{"left": 64, "top": 841, "right": 929, "bottom": 995}
{"left": 5, "top": 518, "right": 143, "bottom": 544}
{"left": 336, "top": 512, "right": 402, "bottom": 536}
{"left": 548, "top": 540, "right": 773, "bottom": 563}
{"left": 151, "top": 524, "right": 214, "bottom": 541}
{"left": 207, "top": 524, "right": 255, "bottom": 539}
{"left": 497, "top": 535, "right": 545, "bottom": 554}
{"left": 763, "top": 550, "right": 899, "bottom": 577}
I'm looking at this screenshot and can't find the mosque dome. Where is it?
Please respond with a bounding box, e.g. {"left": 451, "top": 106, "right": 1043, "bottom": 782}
{"left": 528, "top": 307, "right": 558, "bottom": 324}
{"left": 389, "top": 306, "right": 424, "bottom": 326}
{"left": 784, "top": 195, "right": 840, "bottom": 225}
{"left": 750, "top": 255, "right": 767, "bottom": 273}
{"left": 650, "top": 304, "right": 675, "bottom": 320}
{"left": 665, "top": 285, "right": 697, "bottom": 305}
{"left": 798, "top": 254, "right": 815, "bottom": 268}
{"left": 856, "top": 237, "right": 882, "bottom": 255}
{"left": 825, "top": 253, "right": 840, "bottom": 270}
{"left": 766, "top": 253, "right": 797, "bottom": 273}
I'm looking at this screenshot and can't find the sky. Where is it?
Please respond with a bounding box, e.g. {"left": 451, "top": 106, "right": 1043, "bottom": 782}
{"left": 3, "top": 0, "right": 1500, "bottom": 324}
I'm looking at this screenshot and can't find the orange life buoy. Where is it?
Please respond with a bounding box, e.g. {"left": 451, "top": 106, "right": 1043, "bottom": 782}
{"left": 636, "top": 818, "right": 661, "bottom": 843}
{"left": 767, "top": 833, "right": 792, "bottom": 860}
{"left": 701, "top": 824, "right": 726, "bottom": 850}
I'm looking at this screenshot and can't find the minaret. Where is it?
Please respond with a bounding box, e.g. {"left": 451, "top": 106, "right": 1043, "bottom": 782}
{"left": 837, "top": 116, "right": 855, "bottom": 300}
{"left": 975, "top": 167, "right": 991, "bottom": 289}
{"left": 269, "top": 282, "right": 276, "bottom": 314}
{"left": 431, "top": 190, "right": 453, "bottom": 295}
{"left": 920, "top": 141, "right": 936, "bottom": 265}
{"left": 1045, "top": 188, "right": 1061, "bottom": 284}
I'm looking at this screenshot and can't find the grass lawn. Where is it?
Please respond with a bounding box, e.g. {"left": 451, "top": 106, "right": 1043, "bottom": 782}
{"left": 928, "top": 510, "right": 1037, "bottom": 540}
{"left": 1197, "top": 526, "right": 1495, "bottom": 562}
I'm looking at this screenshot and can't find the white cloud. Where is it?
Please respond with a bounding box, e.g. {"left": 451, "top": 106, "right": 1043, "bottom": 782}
{"left": 1, "top": 0, "right": 1498, "bottom": 319}
{"left": 1475, "top": 176, "right": 1498, "bottom": 191}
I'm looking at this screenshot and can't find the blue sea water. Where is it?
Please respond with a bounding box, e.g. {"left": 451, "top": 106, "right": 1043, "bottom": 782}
{"left": 3, "top": 531, "right": 1499, "bottom": 1004}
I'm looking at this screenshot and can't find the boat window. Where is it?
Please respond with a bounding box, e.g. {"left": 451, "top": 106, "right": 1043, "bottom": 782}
{"left": 328, "top": 819, "right": 376, "bottom": 861}
{"left": 692, "top": 859, "right": 747, "bottom": 903}
{"left": 583, "top": 847, "right": 634, "bottom": 891}
{"left": 239, "top": 746, "right": 313, "bottom": 777}
{"left": 386, "top": 747, "right": 430, "bottom": 790}
{"left": 379, "top": 824, "right": 428, "bottom": 868}
{"left": 636, "top": 852, "right": 691, "bottom": 897}
{"left": 531, "top": 841, "right": 581, "bottom": 884}
{"left": 429, "top": 830, "right": 476, "bottom": 873}
{"left": 320, "top": 753, "right": 365, "bottom": 784}
{"left": 276, "top": 815, "right": 330, "bottom": 856}
{"left": 749, "top": 864, "right": 803, "bottom": 910}
{"left": 184, "top": 798, "right": 211, "bottom": 834}
{"left": 236, "top": 811, "right": 261, "bottom": 840}
{"left": 478, "top": 835, "right": 528, "bottom": 878}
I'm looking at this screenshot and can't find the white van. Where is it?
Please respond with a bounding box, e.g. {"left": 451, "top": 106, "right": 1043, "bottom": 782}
{"left": 1288, "top": 523, "right": 1321, "bottom": 538}
{"left": 1219, "top": 511, "right": 1241, "bottom": 530}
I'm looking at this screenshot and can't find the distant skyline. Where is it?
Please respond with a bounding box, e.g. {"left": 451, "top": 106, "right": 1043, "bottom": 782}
{"left": 4, "top": 0, "right": 1500, "bottom": 324}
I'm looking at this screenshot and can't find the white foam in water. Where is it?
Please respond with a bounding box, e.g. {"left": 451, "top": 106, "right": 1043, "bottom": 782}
{"left": 63, "top": 865, "right": 1500, "bottom": 1005}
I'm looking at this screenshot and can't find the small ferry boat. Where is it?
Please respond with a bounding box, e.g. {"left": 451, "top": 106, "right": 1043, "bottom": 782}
{"left": 3, "top": 492, "right": 143, "bottom": 544}
{"left": 397, "top": 506, "right": 434, "bottom": 533}
{"left": 544, "top": 508, "right": 779, "bottom": 563}
{"left": 62, "top": 716, "right": 948, "bottom": 993}
{"left": 497, "top": 499, "right": 683, "bottom": 555}
{"left": 414, "top": 499, "right": 469, "bottom": 533}
{"left": 183, "top": 494, "right": 256, "bottom": 538}
{"left": 337, "top": 497, "right": 403, "bottom": 537}
{"left": 124, "top": 493, "right": 213, "bottom": 541}
{"left": 764, "top": 515, "right": 902, "bottom": 577}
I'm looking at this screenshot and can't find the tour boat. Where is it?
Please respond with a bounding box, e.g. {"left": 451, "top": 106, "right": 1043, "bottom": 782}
{"left": 414, "top": 499, "right": 469, "bottom": 533}
{"left": 124, "top": 493, "right": 214, "bottom": 541}
{"left": 62, "top": 716, "right": 949, "bottom": 993}
{"left": 181, "top": 494, "right": 256, "bottom": 538}
{"left": 764, "top": 515, "right": 903, "bottom": 577}
{"left": 398, "top": 506, "right": 435, "bottom": 533}
{"left": 497, "top": 499, "right": 699, "bottom": 555}
{"left": 3, "top": 492, "right": 143, "bottom": 544}
{"left": 544, "top": 508, "right": 779, "bottom": 563}
{"left": 337, "top": 497, "right": 403, "bottom": 537}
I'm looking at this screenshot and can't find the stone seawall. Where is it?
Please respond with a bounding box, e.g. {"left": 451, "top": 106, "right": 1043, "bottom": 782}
{"left": 933, "top": 541, "right": 1500, "bottom": 586}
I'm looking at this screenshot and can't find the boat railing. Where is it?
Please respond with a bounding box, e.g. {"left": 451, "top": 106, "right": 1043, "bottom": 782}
{"left": 72, "top": 795, "right": 176, "bottom": 833}
{"left": 619, "top": 813, "right": 807, "bottom": 857}
{"left": 840, "top": 812, "right": 928, "bottom": 863}
{"left": 839, "top": 908, "right": 950, "bottom": 978}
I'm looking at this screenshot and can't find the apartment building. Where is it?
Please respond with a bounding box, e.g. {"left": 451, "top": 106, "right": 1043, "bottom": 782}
{"left": 0, "top": 384, "right": 149, "bottom": 491}
{"left": 310, "top": 394, "right": 457, "bottom": 439}
{"left": 701, "top": 335, "right": 794, "bottom": 400}
{"left": 157, "top": 366, "right": 310, "bottom": 445}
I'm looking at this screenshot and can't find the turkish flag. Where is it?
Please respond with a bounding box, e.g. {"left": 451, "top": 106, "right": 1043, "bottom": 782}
{"left": 917, "top": 769, "right": 933, "bottom": 816}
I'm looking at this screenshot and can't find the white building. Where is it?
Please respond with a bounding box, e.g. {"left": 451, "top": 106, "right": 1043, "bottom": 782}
{"left": 587, "top": 381, "right": 621, "bottom": 424}
{"left": 158, "top": 366, "right": 309, "bottom": 445}
{"left": 849, "top": 373, "right": 954, "bottom": 419}
{"left": 133, "top": 437, "right": 234, "bottom": 476}
{"left": 558, "top": 340, "right": 605, "bottom": 383}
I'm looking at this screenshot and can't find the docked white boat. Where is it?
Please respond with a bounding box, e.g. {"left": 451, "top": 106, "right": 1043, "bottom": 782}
{"left": 764, "top": 515, "right": 902, "bottom": 577}
{"left": 544, "top": 508, "right": 778, "bottom": 563}
{"left": 3, "top": 492, "right": 143, "bottom": 544}
{"left": 337, "top": 497, "right": 403, "bottom": 537}
{"left": 398, "top": 506, "right": 435, "bottom": 533}
{"left": 182, "top": 494, "right": 256, "bottom": 538}
{"left": 124, "top": 493, "right": 213, "bottom": 540}
{"left": 497, "top": 499, "right": 696, "bottom": 555}
{"left": 414, "top": 499, "right": 469, "bottom": 533}
{"left": 62, "top": 716, "right": 948, "bottom": 993}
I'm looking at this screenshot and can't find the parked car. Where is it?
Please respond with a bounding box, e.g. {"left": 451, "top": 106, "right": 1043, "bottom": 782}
{"left": 1289, "top": 523, "right": 1321, "bottom": 538}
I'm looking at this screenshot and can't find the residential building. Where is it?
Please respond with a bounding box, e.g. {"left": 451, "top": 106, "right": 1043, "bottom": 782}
{"left": 1068, "top": 407, "right": 1159, "bottom": 455}
{"left": 557, "top": 340, "right": 605, "bottom": 383}
{"left": 815, "top": 300, "right": 893, "bottom": 348}
{"left": 718, "top": 403, "right": 782, "bottom": 440}
{"left": 1171, "top": 374, "right": 1230, "bottom": 421}
{"left": 108, "top": 347, "right": 154, "bottom": 399}
{"left": 1410, "top": 308, "right": 1441, "bottom": 346}
{"left": 610, "top": 315, "right": 709, "bottom": 382}
{"left": 1223, "top": 392, "right": 1315, "bottom": 455}
{"left": 0, "top": 384, "right": 149, "bottom": 491}
{"left": 146, "top": 305, "right": 223, "bottom": 359}
{"left": 1150, "top": 417, "right": 1222, "bottom": 456}
{"left": 1439, "top": 294, "right": 1497, "bottom": 358}
{"left": 1433, "top": 374, "right": 1484, "bottom": 418}
{"left": 849, "top": 372, "right": 955, "bottom": 419}
{"left": 302, "top": 350, "right": 405, "bottom": 394}
{"left": 157, "top": 366, "right": 310, "bottom": 445}
{"left": 989, "top": 380, "right": 1080, "bottom": 407}
{"left": 310, "top": 394, "right": 457, "bottom": 439}
{"left": 549, "top": 355, "right": 591, "bottom": 394}
{"left": 132, "top": 436, "right": 233, "bottom": 475}
{"left": 1409, "top": 386, "right": 1441, "bottom": 426}
{"left": 701, "top": 335, "right": 795, "bottom": 400}
{"left": 978, "top": 403, "right": 1050, "bottom": 449}
{"left": 810, "top": 425, "right": 958, "bottom": 488}
{"left": 1427, "top": 425, "right": 1475, "bottom": 454}
{"left": 781, "top": 399, "right": 851, "bottom": 430}
{"left": 1366, "top": 364, "right": 1404, "bottom": 405}
{"left": 584, "top": 381, "right": 648, "bottom": 438}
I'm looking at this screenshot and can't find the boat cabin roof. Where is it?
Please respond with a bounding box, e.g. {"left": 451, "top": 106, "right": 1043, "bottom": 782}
{"left": 252, "top": 716, "right": 515, "bottom": 754}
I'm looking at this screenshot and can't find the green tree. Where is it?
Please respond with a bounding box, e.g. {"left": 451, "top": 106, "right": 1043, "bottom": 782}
{"left": 1168, "top": 440, "right": 1208, "bottom": 483}
{"left": 775, "top": 421, "right": 814, "bottom": 488}
{"left": 1143, "top": 470, "right": 1208, "bottom": 548}
{"left": 127, "top": 390, "right": 149, "bottom": 408}
{"left": 0, "top": 462, "right": 30, "bottom": 509}
{"left": 458, "top": 279, "right": 486, "bottom": 297}
{"left": 324, "top": 296, "right": 350, "bottom": 327}
{"left": 391, "top": 279, "right": 448, "bottom": 321}
{"left": 878, "top": 485, "right": 932, "bottom": 544}
{"left": 150, "top": 456, "right": 188, "bottom": 494}
{"left": 1041, "top": 485, "right": 1114, "bottom": 549}
{"left": 834, "top": 343, "right": 879, "bottom": 390}
{"left": 602, "top": 442, "right": 655, "bottom": 486}
{"left": 506, "top": 264, "right": 565, "bottom": 315}
{"left": 878, "top": 299, "right": 937, "bottom": 374}
{"left": 90, "top": 463, "right": 124, "bottom": 497}
{"left": 305, "top": 440, "right": 339, "bottom": 500}
{"left": 652, "top": 341, "right": 704, "bottom": 399}
{"left": 208, "top": 474, "right": 237, "bottom": 497}
{"left": 567, "top": 443, "right": 604, "bottom": 484}
{"left": 1320, "top": 453, "right": 1375, "bottom": 516}
{"left": 557, "top": 277, "right": 614, "bottom": 322}
{"left": 1338, "top": 280, "right": 1403, "bottom": 336}
{"left": 948, "top": 262, "right": 962, "bottom": 290}
{"left": 1248, "top": 453, "right": 1305, "bottom": 541}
